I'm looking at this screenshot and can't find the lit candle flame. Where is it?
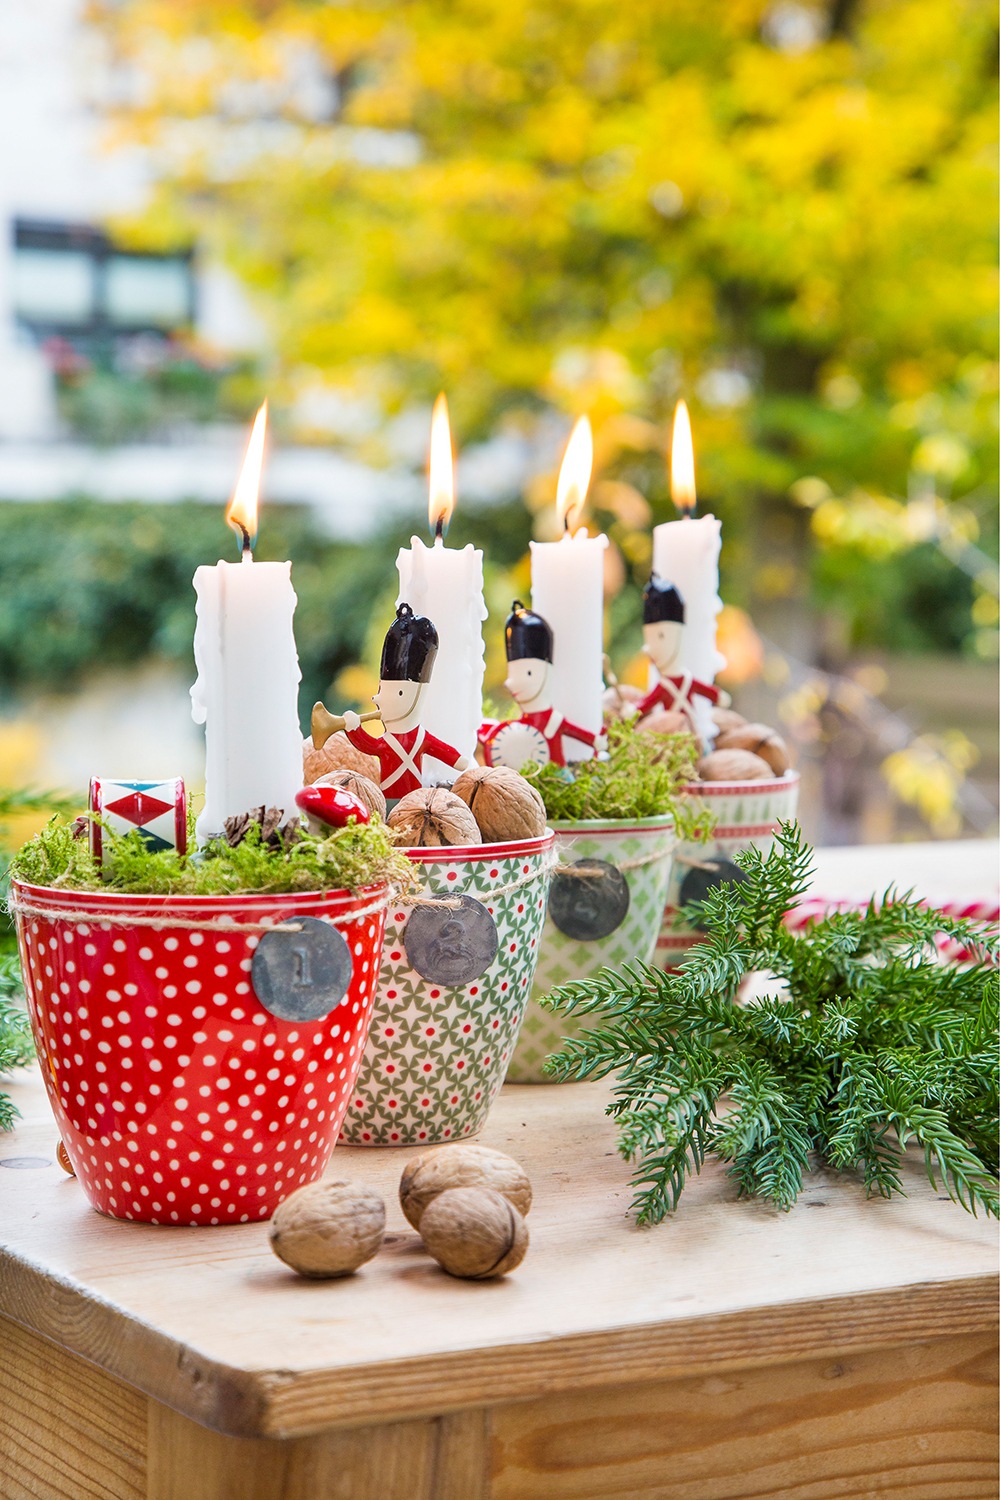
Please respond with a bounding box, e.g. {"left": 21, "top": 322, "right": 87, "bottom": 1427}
{"left": 428, "top": 392, "right": 455, "bottom": 540}
{"left": 670, "top": 399, "right": 696, "bottom": 516}
{"left": 556, "top": 415, "right": 593, "bottom": 534}
{"left": 226, "top": 400, "right": 268, "bottom": 557}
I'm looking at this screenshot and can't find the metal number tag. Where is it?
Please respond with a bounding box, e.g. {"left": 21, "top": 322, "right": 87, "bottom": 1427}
{"left": 251, "top": 916, "right": 354, "bottom": 1022}
{"left": 403, "top": 895, "right": 499, "bottom": 987}
{"left": 678, "top": 856, "right": 749, "bottom": 930}
{"left": 548, "top": 859, "right": 630, "bottom": 941}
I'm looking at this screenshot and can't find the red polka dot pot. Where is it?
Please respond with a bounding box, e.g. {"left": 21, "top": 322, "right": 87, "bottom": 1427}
{"left": 339, "top": 832, "right": 554, "bottom": 1146}
{"left": 11, "top": 880, "right": 388, "bottom": 1225}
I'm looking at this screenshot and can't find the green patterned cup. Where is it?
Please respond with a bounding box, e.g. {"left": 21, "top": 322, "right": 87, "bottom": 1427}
{"left": 340, "top": 832, "right": 554, "bottom": 1145}
{"left": 507, "top": 815, "right": 676, "bottom": 1083}
{"left": 656, "top": 771, "right": 800, "bottom": 969}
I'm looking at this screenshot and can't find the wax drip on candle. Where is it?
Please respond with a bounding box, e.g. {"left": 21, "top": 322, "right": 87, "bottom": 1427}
{"left": 191, "top": 395, "right": 302, "bottom": 844}
{"left": 670, "top": 399, "right": 697, "bottom": 518}
{"left": 226, "top": 399, "right": 268, "bottom": 560}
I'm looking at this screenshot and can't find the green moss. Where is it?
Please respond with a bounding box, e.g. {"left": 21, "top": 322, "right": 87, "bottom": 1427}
{"left": 521, "top": 720, "right": 712, "bottom": 841}
{"left": 10, "top": 816, "right": 410, "bottom": 897}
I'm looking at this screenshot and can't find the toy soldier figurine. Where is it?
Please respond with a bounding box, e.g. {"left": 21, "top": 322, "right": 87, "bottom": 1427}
{"left": 478, "top": 601, "right": 604, "bottom": 771}
{"left": 634, "top": 574, "right": 719, "bottom": 728}
{"left": 312, "top": 603, "right": 469, "bottom": 804}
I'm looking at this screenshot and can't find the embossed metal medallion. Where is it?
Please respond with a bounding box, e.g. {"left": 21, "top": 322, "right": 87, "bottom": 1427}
{"left": 548, "top": 858, "right": 630, "bottom": 941}
{"left": 403, "top": 895, "right": 499, "bottom": 987}
{"left": 251, "top": 915, "right": 354, "bottom": 1021}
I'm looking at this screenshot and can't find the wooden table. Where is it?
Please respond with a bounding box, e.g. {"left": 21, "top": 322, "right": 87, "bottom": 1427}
{"left": 2, "top": 842, "right": 998, "bottom": 1500}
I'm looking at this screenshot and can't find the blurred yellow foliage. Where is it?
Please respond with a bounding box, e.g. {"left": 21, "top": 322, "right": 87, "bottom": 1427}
{"left": 882, "top": 731, "right": 980, "bottom": 838}
{"left": 92, "top": 0, "right": 997, "bottom": 490}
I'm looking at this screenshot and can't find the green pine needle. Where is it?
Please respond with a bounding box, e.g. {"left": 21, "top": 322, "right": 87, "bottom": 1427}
{"left": 543, "top": 823, "right": 999, "bottom": 1222}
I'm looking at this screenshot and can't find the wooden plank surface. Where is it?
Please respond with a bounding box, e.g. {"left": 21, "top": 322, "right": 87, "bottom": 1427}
{"left": 0, "top": 1314, "right": 146, "bottom": 1500}
{"left": 0, "top": 842, "right": 997, "bottom": 1441}
{"left": 489, "top": 1334, "right": 999, "bottom": 1500}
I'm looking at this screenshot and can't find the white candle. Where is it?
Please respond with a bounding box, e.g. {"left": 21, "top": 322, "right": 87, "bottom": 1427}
{"left": 650, "top": 401, "right": 725, "bottom": 745}
{"left": 191, "top": 404, "right": 304, "bottom": 842}
{"left": 529, "top": 417, "right": 607, "bottom": 758}
{"left": 395, "top": 395, "right": 486, "bottom": 784}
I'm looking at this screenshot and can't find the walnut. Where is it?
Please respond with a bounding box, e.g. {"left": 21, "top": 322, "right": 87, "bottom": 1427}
{"left": 314, "top": 770, "right": 387, "bottom": 822}
{"left": 451, "top": 766, "right": 547, "bottom": 843}
{"left": 635, "top": 710, "right": 699, "bottom": 765}
{"left": 602, "top": 683, "right": 644, "bottom": 721}
{"left": 399, "top": 1144, "right": 532, "bottom": 1231}
{"left": 387, "top": 787, "right": 482, "bottom": 847}
{"left": 698, "top": 748, "right": 774, "bottom": 782}
{"left": 711, "top": 706, "right": 747, "bottom": 736}
{"left": 269, "top": 1180, "right": 385, "bottom": 1279}
{"left": 715, "top": 722, "right": 791, "bottom": 776}
{"left": 303, "top": 733, "right": 381, "bottom": 786}
{"left": 636, "top": 708, "right": 690, "bottom": 737}
{"left": 418, "top": 1186, "right": 529, "bottom": 1279}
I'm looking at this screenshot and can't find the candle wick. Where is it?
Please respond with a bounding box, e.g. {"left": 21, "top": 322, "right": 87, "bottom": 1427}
{"left": 434, "top": 517, "right": 445, "bottom": 542}
{"left": 235, "top": 522, "right": 253, "bottom": 561}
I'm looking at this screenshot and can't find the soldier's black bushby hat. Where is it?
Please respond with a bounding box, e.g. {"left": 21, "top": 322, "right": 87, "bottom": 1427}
{"left": 381, "top": 603, "right": 439, "bottom": 683}
{"left": 643, "top": 574, "right": 685, "bottom": 625}
{"left": 505, "top": 600, "right": 554, "bottom": 663}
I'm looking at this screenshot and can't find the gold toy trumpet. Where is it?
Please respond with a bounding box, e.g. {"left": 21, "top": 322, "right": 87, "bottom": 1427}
{"left": 311, "top": 702, "right": 382, "bottom": 750}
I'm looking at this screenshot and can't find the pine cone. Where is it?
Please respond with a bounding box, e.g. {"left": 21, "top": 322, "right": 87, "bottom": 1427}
{"left": 224, "top": 806, "right": 302, "bottom": 850}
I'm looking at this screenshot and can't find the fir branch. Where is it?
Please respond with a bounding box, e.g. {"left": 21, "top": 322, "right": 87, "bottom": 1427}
{"left": 0, "top": 954, "right": 32, "bottom": 1133}
{"left": 543, "top": 822, "right": 999, "bottom": 1220}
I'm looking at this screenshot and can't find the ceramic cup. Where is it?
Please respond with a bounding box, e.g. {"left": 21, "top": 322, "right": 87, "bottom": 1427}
{"left": 655, "top": 771, "right": 800, "bottom": 969}
{"left": 506, "top": 815, "right": 676, "bottom": 1083}
{"left": 12, "top": 880, "right": 388, "bottom": 1225}
{"left": 340, "top": 832, "right": 555, "bottom": 1145}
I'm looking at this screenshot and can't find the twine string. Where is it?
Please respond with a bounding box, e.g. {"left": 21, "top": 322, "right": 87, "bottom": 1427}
{"left": 9, "top": 842, "right": 673, "bottom": 931}
{"left": 7, "top": 889, "right": 391, "bottom": 936}
{"left": 406, "top": 851, "right": 558, "bottom": 912}
{"left": 672, "top": 852, "right": 725, "bottom": 873}
{"left": 553, "top": 845, "right": 676, "bottom": 878}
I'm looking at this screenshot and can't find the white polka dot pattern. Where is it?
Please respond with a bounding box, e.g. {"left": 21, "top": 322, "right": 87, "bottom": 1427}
{"left": 12, "top": 881, "right": 387, "bottom": 1225}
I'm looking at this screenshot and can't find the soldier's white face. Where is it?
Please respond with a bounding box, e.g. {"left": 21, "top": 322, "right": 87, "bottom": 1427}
{"left": 505, "top": 657, "right": 549, "bottom": 707}
{"left": 375, "top": 679, "right": 422, "bottom": 727}
{"left": 643, "top": 621, "right": 683, "bottom": 673}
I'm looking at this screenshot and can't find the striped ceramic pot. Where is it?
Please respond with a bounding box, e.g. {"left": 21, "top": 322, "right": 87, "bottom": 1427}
{"left": 506, "top": 815, "right": 676, "bottom": 1083}
{"left": 340, "top": 832, "right": 554, "bottom": 1144}
{"left": 656, "top": 771, "right": 800, "bottom": 969}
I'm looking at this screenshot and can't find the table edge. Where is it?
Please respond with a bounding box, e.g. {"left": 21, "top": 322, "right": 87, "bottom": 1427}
{"left": 2, "top": 1249, "right": 996, "bottom": 1440}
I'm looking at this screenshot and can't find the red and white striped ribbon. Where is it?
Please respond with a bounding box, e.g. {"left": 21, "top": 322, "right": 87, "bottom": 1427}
{"left": 784, "top": 896, "right": 999, "bottom": 965}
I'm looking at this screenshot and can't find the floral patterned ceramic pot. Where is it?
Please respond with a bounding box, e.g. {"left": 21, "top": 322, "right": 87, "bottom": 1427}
{"left": 655, "top": 771, "right": 800, "bottom": 969}
{"left": 507, "top": 815, "right": 676, "bottom": 1084}
{"left": 12, "top": 880, "right": 388, "bottom": 1225}
{"left": 340, "top": 832, "right": 555, "bottom": 1145}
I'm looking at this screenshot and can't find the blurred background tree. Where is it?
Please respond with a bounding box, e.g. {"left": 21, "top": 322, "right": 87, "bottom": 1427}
{"left": 0, "top": 0, "right": 992, "bottom": 844}
{"left": 94, "top": 0, "right": 997, "bottom": 667}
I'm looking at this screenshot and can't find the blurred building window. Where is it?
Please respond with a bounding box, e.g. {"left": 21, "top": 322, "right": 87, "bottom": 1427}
{"left": 13, "top": 248, "right": 97, "bottom": 327}
{"left": 12, "top": 220, "right": 195, "bottom": 336}
{"left": 104, "top": 255, "right": 192, "bottom": 329}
